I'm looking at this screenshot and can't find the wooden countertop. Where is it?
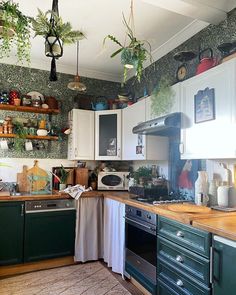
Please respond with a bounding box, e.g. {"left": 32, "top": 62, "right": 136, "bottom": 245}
{"left": 193, "top": 216, "right": 236, "bottom": 241}
{"left": 1, "top": 189, "right": 236, "bottom": 240}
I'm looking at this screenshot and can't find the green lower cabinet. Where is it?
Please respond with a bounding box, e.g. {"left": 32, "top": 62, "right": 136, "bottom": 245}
{"left": 158, "top": 261, "right": 211, "bottom": 295}
{"left": 213, "top": 236, "right": 236, "bottom": 295}
{"left": 0, "top": 202, "right": 24, "bottom": 265}
{"left": 157, "top": 279, "right": 179, "bottom": 295}
{"left": 157, "top": 235, "right": 210, "bottom": 285}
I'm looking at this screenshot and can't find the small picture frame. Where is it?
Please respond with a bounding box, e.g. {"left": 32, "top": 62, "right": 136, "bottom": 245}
{"left": 194, "top": 87, "right": 215, "bottom": 123}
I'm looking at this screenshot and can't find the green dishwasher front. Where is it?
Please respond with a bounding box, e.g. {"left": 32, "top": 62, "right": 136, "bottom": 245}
{"left": 24, "top": 207, "right": 76, "bottom": 262}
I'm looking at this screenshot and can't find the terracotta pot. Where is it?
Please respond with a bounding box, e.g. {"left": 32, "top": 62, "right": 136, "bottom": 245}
{"left": 13, "top": 98, "right": 21, "bottom": 106}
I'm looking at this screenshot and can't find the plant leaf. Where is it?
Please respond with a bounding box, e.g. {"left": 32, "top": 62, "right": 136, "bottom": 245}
{"left": 110, "top": 48, "right": 123, "bottom": 58}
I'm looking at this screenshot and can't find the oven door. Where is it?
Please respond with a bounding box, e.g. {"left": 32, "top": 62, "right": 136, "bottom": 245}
{"left": 125, "top": 216, "right": 157, "bottom": 294}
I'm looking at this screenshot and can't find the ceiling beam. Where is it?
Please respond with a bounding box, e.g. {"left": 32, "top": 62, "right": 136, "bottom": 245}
{"left": 141, "top": 0, "right": 227, "bottom": 24}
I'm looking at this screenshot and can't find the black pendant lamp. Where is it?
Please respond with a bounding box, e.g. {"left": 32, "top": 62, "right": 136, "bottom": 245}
{"left": 45, "top": 0, "right": 63, "bottom": 81}
{"left": 67, "top": 41, "right": 86, "bottom": 91}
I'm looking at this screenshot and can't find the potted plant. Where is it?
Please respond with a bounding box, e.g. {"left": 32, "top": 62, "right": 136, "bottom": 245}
{"left": 52, "top": 165, "right": 69, "bottom": 191}
{"left": 31, "top": 9, "right": 85, "bottom": 57}
{"left": 13, "top": 121, "right": 28, "bottom": 152}
{"left": 133, "top": 166, "right": 152, "bottom": 186}
{"left": 104, "top": 15, "right": 152, "bottom": 83}
{"left": 0, "top": 1, "right": 31, "bottom": 63}
{"left": 151, "top": 77, "right": 174, "bottom": 117}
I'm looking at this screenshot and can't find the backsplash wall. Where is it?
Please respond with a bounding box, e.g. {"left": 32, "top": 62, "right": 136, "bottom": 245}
{"left": 0, "top": 64, "right": 120, "bottom": 159}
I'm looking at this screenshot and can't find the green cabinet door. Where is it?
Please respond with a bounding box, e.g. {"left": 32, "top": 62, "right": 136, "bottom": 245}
{"left": 0, "top": 201, "right": 24, "bottom": 265}
{"left": 213, "top": 236, "right": 236, "bottom": 295}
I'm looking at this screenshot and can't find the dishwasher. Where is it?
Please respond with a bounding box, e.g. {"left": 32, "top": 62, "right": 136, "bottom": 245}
{"left": 24, "top": 199, "right": 76, "bottom": 262}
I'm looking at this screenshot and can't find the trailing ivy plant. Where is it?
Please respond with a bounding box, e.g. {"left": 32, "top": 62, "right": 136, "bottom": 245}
{"left": 151, "top": 77, "right": 174, "bottom": 117}
{"left": 0, "top": 0, "right": 31, "bottom": 63}
{"left": 13, "top": 121, "right": 28, "bottom": 152}
{"left": 104, "top": 15, "right": 152, "bottom": 83}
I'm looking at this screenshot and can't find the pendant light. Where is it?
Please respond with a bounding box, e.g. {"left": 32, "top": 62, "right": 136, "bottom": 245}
{"left": 67, "top": 41, "right": 86, "bottom": 91}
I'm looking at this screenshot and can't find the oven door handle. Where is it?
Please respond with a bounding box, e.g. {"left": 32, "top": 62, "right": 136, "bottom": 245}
{"left": 124, "top": 216, "right": 155, "bottom": 232}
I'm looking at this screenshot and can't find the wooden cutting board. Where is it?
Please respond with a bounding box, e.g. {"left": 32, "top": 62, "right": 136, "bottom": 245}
{"left": 17, "top": 165, "right": 29, "bottom": 192}
{"left": 167, "top": 203, "right": 212, "bottom": 213}
{"left": 27, "top": 160, "right": 48, "bottom": 192}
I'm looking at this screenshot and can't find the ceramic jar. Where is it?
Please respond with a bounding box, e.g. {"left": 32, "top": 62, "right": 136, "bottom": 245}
{"left": 208, "top": 179, "right": 218, "bottom": 206}
{"left": 217, "top": 185, "right": 229, "bottom": 207}
{"left": 195, "top": 171, "right": 209, "bottom": 205}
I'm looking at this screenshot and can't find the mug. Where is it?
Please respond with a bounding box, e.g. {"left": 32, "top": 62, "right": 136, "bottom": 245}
{"left": 0, "top": 140, "right": 8, "bottom": 150}
{"left": 25, "top": 140, "right": 33, "bottom": 151}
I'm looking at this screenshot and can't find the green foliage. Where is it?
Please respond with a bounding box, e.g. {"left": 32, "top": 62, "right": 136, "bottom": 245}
{"left": 133, "top": 166, "right": 152, "bottom": 182}
{"left": 151, "top": 78, "right": 175, "bottom": 117}
{"left": 13, "top": 121, "right": 27, "bottom": 152}
{"left": 104, "top": 14, "right": 152, "bottom": 83}
{"left": 0, "top": 0, "right": 31, "bottom": 63}
{"left": 59, "top": 165, "right": 69, "bottom": 184}
{"left": 31, "top": 9, "right": 85, "bottom": 45}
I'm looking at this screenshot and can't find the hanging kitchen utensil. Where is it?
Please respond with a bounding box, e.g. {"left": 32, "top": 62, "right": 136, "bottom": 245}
{"left": 196, "top": 48, "right": 217, "bottom": 75}
{"left": 173, "top": 51, "right": 196, "bottom": 82}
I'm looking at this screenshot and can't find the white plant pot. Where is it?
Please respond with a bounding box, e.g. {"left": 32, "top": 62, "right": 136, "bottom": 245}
{"left": 59, "top": 183, "right": 66, "bottom": 191}
{"left": 45, "top": 36, "right": 63, "bottom": 57}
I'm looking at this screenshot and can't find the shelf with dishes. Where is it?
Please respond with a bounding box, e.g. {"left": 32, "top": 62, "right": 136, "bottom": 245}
{"left": 0, "top": 104, "right": 59, "bottom": 115}
{"left": 0, "top": 134, "right": 58, "bottom": 141}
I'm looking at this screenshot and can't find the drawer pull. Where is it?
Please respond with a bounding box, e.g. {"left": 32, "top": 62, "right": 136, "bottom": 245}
{"left": 176, "top": 231, "right": 184, "bottom": 238}
{"left": 176, "top": 255, "right": 184, "bottom": 263}
{"left": 176, "top": 279, "right": 184, "bottom": 287}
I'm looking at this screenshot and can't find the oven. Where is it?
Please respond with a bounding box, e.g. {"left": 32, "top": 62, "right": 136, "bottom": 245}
{"left": 125, "top": 205, "right": 157, "bottom": 294}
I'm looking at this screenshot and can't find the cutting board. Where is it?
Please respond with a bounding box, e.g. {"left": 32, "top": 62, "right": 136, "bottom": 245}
{"left": 27, "top": 160, "right": 48, "bottom": 192}
{"left": 75, "top": 168, "right": 88, "bottom": 188}
{"left": 167, "top": 203, "right": 212, "bottom": 213}
{"left": 17, "top": 165, "right": 29, "bottom": 192}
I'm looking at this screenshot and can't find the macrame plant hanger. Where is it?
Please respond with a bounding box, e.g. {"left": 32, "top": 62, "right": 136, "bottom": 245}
{"left": 45, "top": 0, "right": 63, "bottom": 81}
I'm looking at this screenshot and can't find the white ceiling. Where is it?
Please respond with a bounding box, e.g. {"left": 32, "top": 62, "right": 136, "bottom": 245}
{"left": 2, "top": 0, "right": 236, "bottom": 82}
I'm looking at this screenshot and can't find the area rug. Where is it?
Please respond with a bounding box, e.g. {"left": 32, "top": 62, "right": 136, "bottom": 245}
{"left": 0, "top": 261, "right": 132, "bottom": 295}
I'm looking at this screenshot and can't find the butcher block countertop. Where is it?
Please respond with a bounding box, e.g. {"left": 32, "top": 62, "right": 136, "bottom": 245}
{"left": 1, "top": 190, "right": 236, "bottom": 240}
{"left": 193, "top": 216, "right": 236, "bottom": 241}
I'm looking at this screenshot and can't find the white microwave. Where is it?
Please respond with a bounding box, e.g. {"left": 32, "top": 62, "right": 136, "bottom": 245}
{"left": 97, "top": 171, "right": 129, "bottom": 190}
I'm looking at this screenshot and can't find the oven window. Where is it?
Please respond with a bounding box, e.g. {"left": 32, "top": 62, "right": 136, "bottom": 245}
{"left": 101, "top": 175, "right": 121, "bottom": 186}
{"left": 126, "top": 222, "right": 156, "bottom": 267}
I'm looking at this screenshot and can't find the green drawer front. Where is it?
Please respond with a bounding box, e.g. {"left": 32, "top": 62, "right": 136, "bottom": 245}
{"left": 157, "top": 279, "right": 179, "bottom": 295}
{"left": 158, "top": 216, "right": 211, "bottom": 258}
{"left": 158, "top": 261, "right": 211, "bottom": 295}
{"left": 157, "top": 236, "right": 210, "bottom": 285}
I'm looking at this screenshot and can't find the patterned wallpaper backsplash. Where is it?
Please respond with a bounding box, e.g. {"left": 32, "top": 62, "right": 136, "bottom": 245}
{"left": 0, "top": 65, "right": 120, "bottom": 159}
{"left": 0, "top": 8, "right": 235, "bottom": 159}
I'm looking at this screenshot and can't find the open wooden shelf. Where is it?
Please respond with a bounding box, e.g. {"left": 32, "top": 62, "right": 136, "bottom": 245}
{"left": 0, "top": 134, "right": 58, "bottom": 140}
{"left": 0, "top": 104, "right": 59, "bottom": 114}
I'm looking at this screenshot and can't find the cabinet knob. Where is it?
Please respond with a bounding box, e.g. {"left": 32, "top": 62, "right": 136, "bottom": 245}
{"left": 176, "top": 255, "right": 184, "bottom": 263}
{"left": 176, "top": 279, "right": 184, "bottom": 287}
{"left": 176, "top": 231, "right": 184, "bottom": 238}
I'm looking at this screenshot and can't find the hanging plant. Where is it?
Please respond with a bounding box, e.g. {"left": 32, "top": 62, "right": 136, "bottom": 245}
{"left": 32, "top": 9, "right": 85, "bottom": 46}
{"left": 104, "top": 10, "right": 152, "bottom": 83}
{"left": 151, "top": 77, "right": 174, "bottom": 117}
{"left": 31, "top": 7, "right": 85, "bottom": 81}
{"left": 0, "top": 0, "right": 31, "bottom": 63}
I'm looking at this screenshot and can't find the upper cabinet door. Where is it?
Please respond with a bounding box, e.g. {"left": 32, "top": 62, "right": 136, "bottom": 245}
{"left": 95, "top": 109, "right": 122, "bottom": 160}
{"left": 180, "top": 59, "right": 236, "bottom": 159}
{"left": 145, "top": 83, "right": 181, "bottom": 121}
{"left": 122, "top": 99, "right": 146, "bottom": 160}
{"left": 68, "top": 109, "right": 95, "bottom": 160}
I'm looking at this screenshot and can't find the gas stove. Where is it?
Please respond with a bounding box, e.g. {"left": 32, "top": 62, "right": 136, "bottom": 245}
{"left": 133, "top": 193, "right": 191, "bottom": 205}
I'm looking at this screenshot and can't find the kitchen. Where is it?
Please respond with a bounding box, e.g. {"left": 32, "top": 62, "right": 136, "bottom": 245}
{"left": 1, "top": 0, "right": 236, "bottom": 295}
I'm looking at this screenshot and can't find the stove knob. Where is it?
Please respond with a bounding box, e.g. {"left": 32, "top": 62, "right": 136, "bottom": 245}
{"left": 147, "top": 214, "right": 152, "bottom": 220}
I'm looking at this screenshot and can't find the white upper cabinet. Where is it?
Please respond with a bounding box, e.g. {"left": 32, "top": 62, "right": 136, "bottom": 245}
{"left": 122, "top": 99, "right": 169, "bottom": 160}
{"left": 180, "top": 58, "right": 236, "bottom": 159}
{"left": 95, "top": 109, "right": 122, "bottom": 160}
{"left": 145, "top": 83, "right": 181, "bottom": 121}
{"left": 68, "top": 109, "right": 95, "bottom": 160}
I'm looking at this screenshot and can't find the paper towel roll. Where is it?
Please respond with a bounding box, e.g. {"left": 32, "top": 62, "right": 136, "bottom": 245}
{"left": 217, "top": 186, "right": 229, "bottom": 207}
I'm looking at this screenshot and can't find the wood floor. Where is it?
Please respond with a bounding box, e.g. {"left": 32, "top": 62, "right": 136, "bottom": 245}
{"left": 0, "top": 261, "right": 143, "bottom": 295}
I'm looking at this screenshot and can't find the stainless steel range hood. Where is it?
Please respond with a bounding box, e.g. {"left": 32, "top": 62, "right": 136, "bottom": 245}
{"left": 132, "top": 112, "right": 181, "bottom": 136}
